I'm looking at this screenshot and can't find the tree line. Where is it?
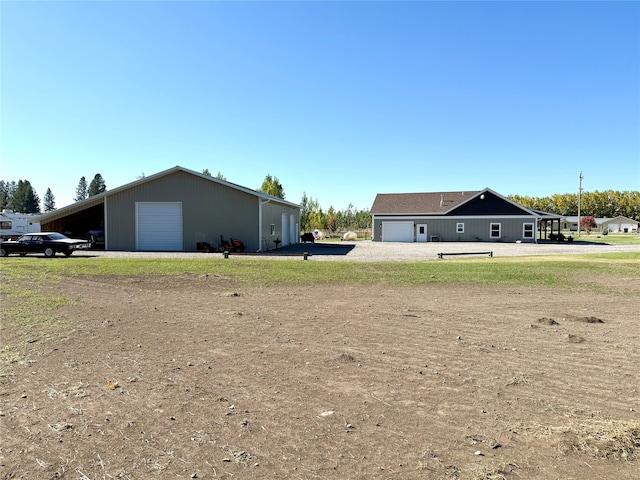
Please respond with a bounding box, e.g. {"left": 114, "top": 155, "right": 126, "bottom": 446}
{"left": 508, "top": 190, "right": 639, "bottom": 220}
{"left": 0, "top": 174, "right": 107, "bottom": 214}
{"left": 249, "top": 172, "right": 371, "bottom": 233}
{"left": 3, "top": 169, "right": 637, "bottom": 228}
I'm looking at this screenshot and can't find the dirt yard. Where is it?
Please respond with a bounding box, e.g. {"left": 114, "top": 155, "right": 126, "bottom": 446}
{"left": 1, "top": 263, "right": 639, "bottom": 479}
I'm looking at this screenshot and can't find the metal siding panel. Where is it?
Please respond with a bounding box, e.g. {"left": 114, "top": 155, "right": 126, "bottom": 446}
{"left": 104, "top": 170, "right": 300, "bottom": 251}
{"left": 261, "top": 201, "right": 300, "bottom": 250}
{"left": 107, "top": 171, "right": 263, "bottom": 251}
{"left": 372, "top": 216, "right": 535, "bottom": 242}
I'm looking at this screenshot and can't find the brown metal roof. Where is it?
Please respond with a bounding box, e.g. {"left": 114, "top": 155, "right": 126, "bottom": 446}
{"left": 370, "top": 191, "right": 480, "bottom": 215}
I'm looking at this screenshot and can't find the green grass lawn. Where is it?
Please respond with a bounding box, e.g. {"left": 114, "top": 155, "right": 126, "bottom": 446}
{"left": 2, "top": 252, "right": 638, "bottom": 290}
{"left": 571, "top": 233, "right": 640, "bottom": 245}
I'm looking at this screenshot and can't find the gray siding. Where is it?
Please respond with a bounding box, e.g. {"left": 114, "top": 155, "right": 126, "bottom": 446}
{"left": 106, "top": 171, "right": 261, "bottom": 251}
{"left": 260, "top": 201, "right": 300, "bottom": 251}
{"left": 372, "top": 216, "right": 537, "bottom": 242}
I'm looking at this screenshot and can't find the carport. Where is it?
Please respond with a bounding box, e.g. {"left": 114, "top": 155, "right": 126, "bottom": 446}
{"left": 38, "top": 197, "right": 105, "bottom": 241}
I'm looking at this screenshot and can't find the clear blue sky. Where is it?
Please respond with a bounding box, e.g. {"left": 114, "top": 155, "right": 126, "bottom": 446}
{"left": 1, "top": 1, "right": 639, "bottom": 212}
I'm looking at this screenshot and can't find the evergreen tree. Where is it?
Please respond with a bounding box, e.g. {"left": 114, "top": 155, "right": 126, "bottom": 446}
{"left": 11, "top": 180, "right": 40, "bottom": 213}
{"left": 88, "top": 174, "right": 107, "bottom": 197}
{"left": 0, "top": 181, "right": 11, "bottom": 210}
{"left": 43, "top": 188, "right": 56, "bottom": 212}
{"left": 74, "top": 176, "right": 88, "bottom": 202}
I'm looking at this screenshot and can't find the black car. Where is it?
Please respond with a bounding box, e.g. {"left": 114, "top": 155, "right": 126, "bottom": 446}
{"left": 0, "top": 232, "right": 91, "bottom": 258}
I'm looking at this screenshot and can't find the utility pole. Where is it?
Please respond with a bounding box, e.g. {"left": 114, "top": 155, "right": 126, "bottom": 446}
{"left": 577, "top": 171, "right": 583, "bottom": 237}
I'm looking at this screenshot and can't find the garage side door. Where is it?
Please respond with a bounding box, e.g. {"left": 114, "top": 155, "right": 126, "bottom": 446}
{"left": 136, "top": 202, "right": 183, "bottom": 251}
{"left": 382, "top": 221, "right": 414, "bottom": 242}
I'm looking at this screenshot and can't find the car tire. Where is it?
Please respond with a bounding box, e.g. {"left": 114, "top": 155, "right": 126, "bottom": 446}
{"left": 44, "top": 247, "right": 55, "bottom": 258}
{"left": 0, "top": 248, "right": 7, "bottom": 257}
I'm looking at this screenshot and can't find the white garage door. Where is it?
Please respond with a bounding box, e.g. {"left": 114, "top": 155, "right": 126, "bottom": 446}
{"left": 136, "top": 202, "right": 183, "bottom": 251}
{"left": 382, "top": 221, "right": 414, "bottom": 242}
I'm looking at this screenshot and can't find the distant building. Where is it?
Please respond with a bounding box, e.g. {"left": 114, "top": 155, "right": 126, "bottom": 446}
{"left": 561, "top": 216, "right": 638, "bottom": 233}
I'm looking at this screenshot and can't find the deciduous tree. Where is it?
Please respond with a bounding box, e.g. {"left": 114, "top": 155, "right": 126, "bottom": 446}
{"left": 258, "top": 174, "right": 285, "bottom": 199}
{"left": 580, "top": 216, "right": 597, "bottom": 234}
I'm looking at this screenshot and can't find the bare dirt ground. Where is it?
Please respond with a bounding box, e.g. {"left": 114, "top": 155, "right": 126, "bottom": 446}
{"left": 1, "top": 248, "right": 639, "bottom": 479}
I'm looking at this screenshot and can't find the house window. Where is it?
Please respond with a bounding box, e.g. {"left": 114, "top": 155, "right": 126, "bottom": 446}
{"left": 523, "top": 223, "right": 534, "bottom": 239}
{"left": 456, "top": 223, "right": 464, "bottom": 234}
{"left": 270, "top": 224, "right": 275, "bottom": 236}
{"left": 490, "top": 223, "right": 501, "bottom": 239}
{"left": 0, "top": 221, "right": 11, "bottom": 229}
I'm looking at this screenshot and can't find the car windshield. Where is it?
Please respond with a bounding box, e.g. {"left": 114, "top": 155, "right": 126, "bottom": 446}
{"left": 47, "top": 233, "right": 68, "bottom": 240}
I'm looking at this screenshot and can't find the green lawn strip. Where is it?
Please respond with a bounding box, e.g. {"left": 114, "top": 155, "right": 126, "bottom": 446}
{"left": 571, "top": 234, "right": 640, "bottom": 245}
{"left": 1, "top": 253, "right": 637, "bottom": 289}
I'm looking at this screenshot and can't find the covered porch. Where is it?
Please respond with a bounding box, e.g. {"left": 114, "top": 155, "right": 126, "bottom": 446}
{"left": 534, "top": 210, "right": 564, "bottom": 241}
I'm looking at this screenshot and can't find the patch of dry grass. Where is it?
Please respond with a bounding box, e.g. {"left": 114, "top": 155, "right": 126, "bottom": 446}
{"left": 525, "top": 412, "right": 639, "bottom": 462}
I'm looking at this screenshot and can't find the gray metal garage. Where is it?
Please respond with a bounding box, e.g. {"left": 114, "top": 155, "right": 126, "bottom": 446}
{"left": 37, "top": 166, "right": 301, "bottom": 252}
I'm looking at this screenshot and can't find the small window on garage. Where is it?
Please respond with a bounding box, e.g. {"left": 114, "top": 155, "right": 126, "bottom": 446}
{"left": 523, "top": 223, "right": 534, "bottom": 239}
{"left": 270, "top": 224, "right": 275, "bottom": 236}
{"left": 490, "top": 223, "right": 501, "bottom": 239}
{"left": 456, "top": 223, "right": 464, "bottom": 234}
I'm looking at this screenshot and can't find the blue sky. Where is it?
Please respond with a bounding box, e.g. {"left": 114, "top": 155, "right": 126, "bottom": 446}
{"left": 1, "top": 1, "right": 638, "bottom": 212}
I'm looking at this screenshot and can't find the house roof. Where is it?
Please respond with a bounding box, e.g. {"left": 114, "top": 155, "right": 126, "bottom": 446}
{"left": 370, "top": 191, "right": 481, "bottom": 215}
{"left": 37, "top": 165, "right": 300, "bottom": 224}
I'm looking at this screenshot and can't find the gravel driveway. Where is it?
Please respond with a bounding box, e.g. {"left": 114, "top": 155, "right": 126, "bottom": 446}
{"left": 77, "top": 240, "right": 639, "bottom": 261}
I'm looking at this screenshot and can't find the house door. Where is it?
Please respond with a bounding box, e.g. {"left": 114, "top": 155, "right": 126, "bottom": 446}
{"left": 416, "top": 224, "right": 427, "bottom": 242}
